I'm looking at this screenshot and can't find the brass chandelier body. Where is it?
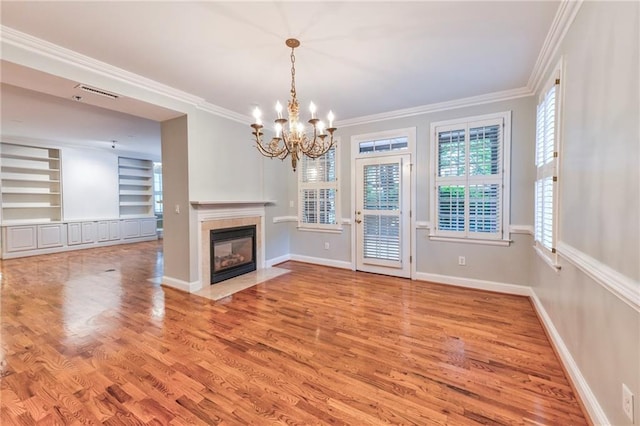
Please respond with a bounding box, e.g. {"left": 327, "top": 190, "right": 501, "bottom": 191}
{"left": 251, "top": 38, "right": 337, "bottom": 172}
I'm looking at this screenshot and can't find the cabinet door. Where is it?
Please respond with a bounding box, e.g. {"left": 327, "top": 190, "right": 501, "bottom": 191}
{"left": 81, "top": 222, "right": 96, "bottom": 244}
{"left": 97, "top": 221, "right": 110, "bottom": 242}
{"left": 121, "top": 220, "right": 140, "bottom": 239}
{"left": 67, "top": 223, "right": 82, "bottom": 245}
{"left": 38, "top": 224, "right": 64, "bottom": 248}
{"left": 5, "top": 226, "right": 38, "bottom": 252}
{"left": 109, "top": 221, "right": 120, "bottom": 240}
{"left": 140, "top": 218, "right": 157, "bottom": 237}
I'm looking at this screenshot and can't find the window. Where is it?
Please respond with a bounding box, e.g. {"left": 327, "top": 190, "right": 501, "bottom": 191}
{"left": 153, "top": 162, "right": 163, "bottom": 229}
{"left": 298, "top": 145, "right": 339, "bottom": 230}
{"left": 534, "top": 66, "right": 561, "bottom": 264}
{"left": 430, "top": 112, "right": 511, "bottom": 243}
{"left": 358, "top": 136, "right": 408, "bottom": 154}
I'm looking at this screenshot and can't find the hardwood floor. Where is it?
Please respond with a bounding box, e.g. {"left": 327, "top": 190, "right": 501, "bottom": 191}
{"left": 1, "top": 241, "right": 589, "bottom": 425}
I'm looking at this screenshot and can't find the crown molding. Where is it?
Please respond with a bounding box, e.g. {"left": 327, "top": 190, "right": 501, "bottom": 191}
{"left": 0, "top": 25, "right": 251, "bottom": 124}
{"left": 337, "top": 86, "right": 532, "bottom": 128}
{"left": 527, "top": 0, "right": 583, "bottom": 94}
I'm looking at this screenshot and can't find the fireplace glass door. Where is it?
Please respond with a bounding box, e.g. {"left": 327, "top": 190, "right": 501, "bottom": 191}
{"left": 210, "top": 225, "right": 256, "bottom": 283}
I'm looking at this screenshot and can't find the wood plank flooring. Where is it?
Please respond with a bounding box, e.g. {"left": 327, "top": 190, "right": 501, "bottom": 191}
{"left": 1, "top": 241, "right": 589, "bottom": 425}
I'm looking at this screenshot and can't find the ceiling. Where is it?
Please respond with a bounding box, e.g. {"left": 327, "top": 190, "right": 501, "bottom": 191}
{"left": 0, "top": 1, "right": 560, "bottom": 157}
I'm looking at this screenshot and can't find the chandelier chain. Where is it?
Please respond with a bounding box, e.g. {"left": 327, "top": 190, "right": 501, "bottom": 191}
{"left": 290, "top": 47, "right": 296, "bottom": 99}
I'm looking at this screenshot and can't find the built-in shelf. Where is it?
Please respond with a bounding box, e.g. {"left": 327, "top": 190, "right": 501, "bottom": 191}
{"left": 1, "top": 143, "right": 62, "bottom": 224}
{"left": 118, "top": 157, "right": 154, "bottom": 218}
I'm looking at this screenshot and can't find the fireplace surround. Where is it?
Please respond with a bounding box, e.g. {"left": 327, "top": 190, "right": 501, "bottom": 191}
{"left": 193, "top": 201, "right": 270, "bottom": 292}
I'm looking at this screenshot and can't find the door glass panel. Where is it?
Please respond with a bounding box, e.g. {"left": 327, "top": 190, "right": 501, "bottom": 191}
{"left": 363, "top": 215, "right": 400, "bottom": 261}
{"left": 363, "top": 163, "right": 400, "bottom": 210}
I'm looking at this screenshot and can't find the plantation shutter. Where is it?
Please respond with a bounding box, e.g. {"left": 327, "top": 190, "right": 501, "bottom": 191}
{"left": 299, "top": 146, "right": 338, "bottom": 227}
{"left": 362, "top": 162, "right": 401, "bottom": 262}
{"left": 434, "top": 117, "right": 504, "bottom": 240}
{"left": 534, "top": 80, "right": 558, "bottom": 252}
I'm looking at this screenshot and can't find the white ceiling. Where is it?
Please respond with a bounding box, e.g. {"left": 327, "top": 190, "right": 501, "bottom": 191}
{"left": 0, "top": 1, "right": 560, "bottom": 157}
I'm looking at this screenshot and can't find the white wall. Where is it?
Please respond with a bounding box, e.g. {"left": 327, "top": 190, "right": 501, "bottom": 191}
{"left": 61, "top": 146, "right": 119, "bottom": 220}
{"left": 531, "top": 2, "right": 639, "bottom": 425}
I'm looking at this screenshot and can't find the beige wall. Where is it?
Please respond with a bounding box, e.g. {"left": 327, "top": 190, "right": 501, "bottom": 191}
{"left": 531, "top": 2, "right": 640, "bottom": 425}
{"left": 161, "top": 115, "right": 192, "bottom": 283}
{"left": 288, "top": 95, "right": 536, "bottom": 287}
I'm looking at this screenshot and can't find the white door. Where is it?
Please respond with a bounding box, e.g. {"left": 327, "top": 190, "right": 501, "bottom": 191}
{"left": 355, "top": 154, "right": 411, "bottom": 278}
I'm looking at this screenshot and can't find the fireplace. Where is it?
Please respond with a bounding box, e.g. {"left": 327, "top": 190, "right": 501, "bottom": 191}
{"left": 210, "top": 225, "right": 256, "bottom": 284}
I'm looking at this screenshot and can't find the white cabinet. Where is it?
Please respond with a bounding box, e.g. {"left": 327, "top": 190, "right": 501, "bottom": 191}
{"left": 98, "top": 220, "right": 120, "bottom": 241}
{"left": 1, "top": 143, "right": 62, "bottom": 225}
{"left": 68, "top": 223, "right": 82, "bottom": 245}
{"left": 140, "top": 218, "right": 157, "bottom": 237}
{"left": 81, "top": 222, "right": 96, "bottom": 244}
{"left": 37, "top": 224, "right": 64, "bottom": 248}
{"left": 68, "top": 222, "right": 97, "bottom": 245}
{"left": 2, "top": 218, "right": 156, "bottom": 259}
{"left": 118, "top": 157, "right": 154, "bottom": 218}
{"left": 121, "top": 219, "right": 140, "bottom": 239}
{"left": 4, "top": 225, "right": 37, "bottom": 252}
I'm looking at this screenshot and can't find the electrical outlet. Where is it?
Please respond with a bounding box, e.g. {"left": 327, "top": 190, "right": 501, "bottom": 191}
{"left": 623, "top": 383, "right": 634, "bottom": 422}
{"left": 458, "top": 256, "right": 466, "bottom": 266}
{"left": 324, "top": 242, "right": 330, "bottom": 250}
{"left": 174, "top": 204, "right": 180, "bottom": 214}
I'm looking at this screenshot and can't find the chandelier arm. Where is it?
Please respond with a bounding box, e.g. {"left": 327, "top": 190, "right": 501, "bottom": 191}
{"left": 255, "top": 141, "right": 289, "bottom": 159}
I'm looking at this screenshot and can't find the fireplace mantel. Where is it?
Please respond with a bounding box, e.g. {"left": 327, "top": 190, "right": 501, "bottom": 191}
{"left": 191, "top": 200, "right": 274, "bottom": 208}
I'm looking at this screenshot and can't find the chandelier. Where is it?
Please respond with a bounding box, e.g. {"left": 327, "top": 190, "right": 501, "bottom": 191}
{"left": 250, "top": 38, "right": 337, "bottom": 172}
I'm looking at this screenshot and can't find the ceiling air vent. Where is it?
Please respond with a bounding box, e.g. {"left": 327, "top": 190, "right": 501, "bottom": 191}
{"left": 75, "top": 84, "right": 119, "bottom": 100}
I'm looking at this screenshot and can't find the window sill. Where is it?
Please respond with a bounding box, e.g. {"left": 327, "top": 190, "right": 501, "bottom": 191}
{"left": 533, "top": 245, "right": 561, "bottom": 271}
{"left": 297, "top": 226, "right": 344, "bottom": 234}
{"left": 428, "top": 235, "right": 511, "bottom": 247}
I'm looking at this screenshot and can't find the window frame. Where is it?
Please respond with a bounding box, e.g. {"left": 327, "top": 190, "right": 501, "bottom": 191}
{"left": 534, "top": 62, "right": 563, "bottom": 268}
{"left": 297, "top": 142, "right": 341, "bottom": 232}
{"left": 429, "top": 111, "right": 511, "bottom": 245}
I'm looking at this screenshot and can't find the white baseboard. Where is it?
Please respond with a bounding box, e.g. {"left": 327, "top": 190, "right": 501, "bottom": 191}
{"left": 161, "top": 276, "right": 202, "bottom": 293}
{"left": 415, "top": 272, "right": 531, "bottom": 296}
{"left": 290, "top": 254, "right": 352, "bottom": 270}
{"left": 528, "top": 290, "right": 610, "bottom": 426}
{"left": 266, "top": 253, "right": 291, "bottom": 267}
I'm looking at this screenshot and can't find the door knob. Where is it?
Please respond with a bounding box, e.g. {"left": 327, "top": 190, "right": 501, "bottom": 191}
{"left": 355, "top": 219, "right": 362, "bottom": 224}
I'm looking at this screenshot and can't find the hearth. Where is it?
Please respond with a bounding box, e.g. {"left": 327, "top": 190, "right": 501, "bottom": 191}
{"left": 210, "top": 225, "right": 256, "bottom": 284}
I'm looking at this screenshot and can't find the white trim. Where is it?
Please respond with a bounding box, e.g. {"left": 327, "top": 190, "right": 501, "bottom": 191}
{"left": 428, "top": 236, "right": 511, "bottom": 247}
{"left": 415, "top": 272, "right": 531, "bottom": 296}
{"left": 510, "top": 225, "right": 534, "bottom": 235}
{"left": 340, "top": 218, "right": 352, "bottom": 226}
{"left": 527, "top": 1, "right": 583, "bottom": 93}
{"left": 266, "top": 253, "right": 291, "bottom": 268}
{"left": 161, "top": 276, "right": 202, "bottom": 293}
{"left": 528, "top": 290, "right": 609, "bottom": 426}
{"left": 296, "top": 226, "right": 343, "bottom": 234}
{"left": 0, "top": 25, "right": 250, "bottom": 124}
{"left": 429, "top": 111, "right": 511, "bottom": 243}
{"left": 337, "top": 87, "right": 532, "bottom": 128}
{"left": 290, "top": 254, "right": 352, "bottom": 270}
{"left": 557, "top": 241, "right": 640, "bottom": 313}
{"left": 534, "top": 244, "right": 561, "bottom": 271}
{"left": 416, "top": 221, "right": 431, "bottom": 229}
{"left": 272, "top": 216, "right": 298, "bottom": 224}
{"left": 351, "top": 128, "right": 417, "bottom": 277}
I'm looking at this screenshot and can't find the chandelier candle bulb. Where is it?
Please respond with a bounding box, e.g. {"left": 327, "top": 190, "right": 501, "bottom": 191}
{"left": 249, "top": 38, "right": 337, "bottom": 172}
